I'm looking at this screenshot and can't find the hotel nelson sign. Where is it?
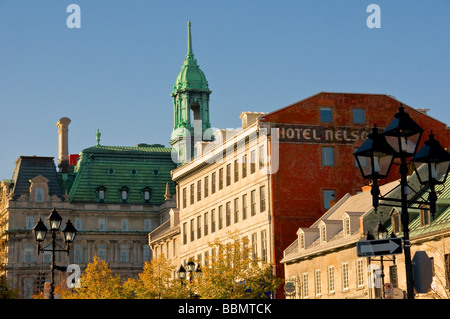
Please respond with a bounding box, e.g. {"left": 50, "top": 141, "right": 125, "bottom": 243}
{"left": 276, "top": 123, "right": 371, "bottom": 145}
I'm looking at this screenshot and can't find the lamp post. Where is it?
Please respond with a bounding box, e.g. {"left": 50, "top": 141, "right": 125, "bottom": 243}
{"left": 177, "top": 261, "right": 202, "bottom": 299}
{"left": 33, "top": 208, "right": 77, "bottom": 299}
{"left": 354, "top": 104, "right": 450, "bottom": 300}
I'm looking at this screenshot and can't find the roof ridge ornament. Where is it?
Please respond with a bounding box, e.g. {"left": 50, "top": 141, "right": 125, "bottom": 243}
{"left": 96, "top": 129, "right": 101, "bottom": 146}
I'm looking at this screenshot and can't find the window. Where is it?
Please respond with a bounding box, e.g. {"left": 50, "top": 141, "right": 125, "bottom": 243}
{"left": 322, "top": 147, "right": 335, "bottom": 167}
{"left": 252, "top": 233, "right": 258, "bottom": 260}
{"left": 320, "top": 225, "right": 327, "bottom": 243}
{"left": 226, "top": 164, "right": 231, "bottom": 186}
{"left": 342, "top": 262, "right": 349, "bottom": 291}
{"left": 353, "top": 108, "right": 365, "bottom": 124}
{"left": 173, "top": 239, "right": 177, "bottom": 257}
{"left": 211, "top": 172, "right": 216, "bottom": 194}
{"left": 219, "top": 168, "right": 224, "bottom": 190}
{"left": 121, "top": 219, "right": 128, "bottom": 231}
{"left": 44, "top": 251, "right": 51, "bottom": 263}
{"left": 320, "top": 107, "right": 332, "bottom": 123}
{"left": 120, "top": 186, "right": 129, "bottom": 202}
{"left": 242, "top": 194, "right": 248, "bottom": 220}
{"left": 190, "top": 184, "right": 195, "bottom": 204}
{"left": 242, "top": 155, "right": 247, "bottom": 178}
{"left": 420, "top": 205, "right": 431, "bottom": 226}
{"left": 197, "top": 216, "right": 202, "bottom": 239}
{"left": 75, "top": 218, "right": 83, "bottom": 231}
{"left": 315, "top": 269, "right": 322, "bottom": 296}
{"left": 226, "top": 202, "right": 231, "bottom": 227}
{"left": 190, "top": 219, "right": 195, "bottom": 241}
{"left": 234, "top": 198, "right": 239, "bottom": 223}
{"left": 183, "top": 222, "right": 187, "bottom": 245}
{"left": 323, "top": 190, "right": 336, "bottom": 209}
{"left": 182, "top": 187, "right": 187, "bottom": 208}
{"left": 251, "top": 190, "right": 256, "bottom": 216}
{"left": 35, "top": 187, "right": 44, "bottom": 202}
{"left": 98, "top": 218, "right": 106, "bottom": 231}
{"left": 120, "top": 245, "right": 129, "bottom": 263}
{"left": 343, "top": 217, "right": 350, "bottom": 236}
{"left": 142, "top": 187, "right": 151, "bottom": 202}
{"left": 234, "top": 160, "right": 239, "bottom": 182}
{"left": 204, "top": 212, "right": 209, "bottom": 236}
{"left": 328, "top": 266, "right": 335, "bottom": 294}
{"left": 144, "top": 219, "right": 152, "bottom": 232}
{"left": 211, "top": 209, "right": 216, "bottom": 233}
{"left": 261, "top": 230, "right": 267, "bottom": 263}
{"left": 250, "top": 150, "right": 256, "bottom": 174}
{"left": 204, "top": 251, "right": 209, "bottom": 267}
{"left": 260, "top": 186, "right": 266, "bottom": 212}
{"left": 389, "top": 265, "right": 398, "bottom": 288}
{"left": 357, "top": 259, "right": 365, "bottom": 287}
{"left": 218, "top": 206, "right": 223, "bottom": 229}
{"left": 98, "top": 245, "right": 107, "bottom": 261}
{"left": 391, "top": 209, "right": 401, "bottom": 233}
{"left": 259, "top": 145, "right": 265, "bottom": 169}
{"left": 204, "top": 176, "right": 209, "bottom": 198}
{"left": 26, "top": 216, "right": 35, "bottom": 229}
{"left": 197, "top": 180, "right": 202, "bottom": 201}
{"left": 143, "top": 245, "right": 151, "bottom": 262}
{"left": 74, "top": 244, "right": 84, "bottom": 263}
{"left": 24, "top": 244, "right": 35, "bottom": 263}
{"left": 97, "top": 186, "right": 106, "bottom": 202}
{"left": 299, "top": 233, "right": 305, "bottom": 249}
{"left": 302, "top": 273, "right": 309, "bottom": 299}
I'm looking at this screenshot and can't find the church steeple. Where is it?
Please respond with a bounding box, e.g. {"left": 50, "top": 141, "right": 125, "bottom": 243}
{"left": 170, "top": 21, "right": 213, "bottom": 164}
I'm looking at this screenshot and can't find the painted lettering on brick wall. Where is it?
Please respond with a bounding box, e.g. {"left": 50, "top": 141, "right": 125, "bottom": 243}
{"left": 277, "top": 124, "right": 371, "bottom": 144}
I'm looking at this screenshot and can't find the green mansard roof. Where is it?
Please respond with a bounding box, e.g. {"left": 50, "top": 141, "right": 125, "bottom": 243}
{"left": 67, "top": 144, "right": 176, "bottom": 204}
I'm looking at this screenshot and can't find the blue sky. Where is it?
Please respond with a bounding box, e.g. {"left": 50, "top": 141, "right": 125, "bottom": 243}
{"left": 0, "top": 1, "right": 449, "bottom": 180}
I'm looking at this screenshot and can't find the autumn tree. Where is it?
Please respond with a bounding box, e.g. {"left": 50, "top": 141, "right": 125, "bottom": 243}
{"left": 195, "top": 231, "right": 283, "bottom": 299}
{"left": 63, "top": 255, "right": 125, "bottom": 299}
{"left": 123, "top": 254, "right": 188, "bottom": 299}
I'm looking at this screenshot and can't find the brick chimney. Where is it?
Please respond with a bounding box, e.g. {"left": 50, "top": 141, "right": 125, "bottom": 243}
{"left": 56, "top": 117, "right": 71, "bottom": 173}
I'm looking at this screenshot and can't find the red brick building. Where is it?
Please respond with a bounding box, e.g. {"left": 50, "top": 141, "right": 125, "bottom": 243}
{"left": 259, "top": 92, "right": 450, "bottom": 281}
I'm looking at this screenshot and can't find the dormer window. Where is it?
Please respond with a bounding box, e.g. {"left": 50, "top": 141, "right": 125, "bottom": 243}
{"left": 320, "top": 225, "right": 327, "bottom": 243}
{"left": 120, "top": 186, "right": 129, "bottom": 202}
{"left": 35, "top": 187, "right": 44, "bottom": 202}
{"left": 97, "top": 186, "right": 106, "bottom": 202}
{"left": 420, "top": 204, "right": 431, "bottom": 227}
{"left": 343, "top": 217, "right": 350, "bottom": 236}
{"left": 391, "top": 209, "right": 401, "bottom": 233}
{"left": 299, "top": 233, "right": 305, "bottom": 249}
{"left": 142, "top": 187, "right": 151, "bottom": 203}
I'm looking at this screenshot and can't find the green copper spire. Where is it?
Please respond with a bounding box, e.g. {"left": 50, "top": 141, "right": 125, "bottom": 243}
{"left": 187, "top": 21, "right": 194, "bottom": 60}
{"left": 170, "top": 21, "right": 213, "bottom": 164}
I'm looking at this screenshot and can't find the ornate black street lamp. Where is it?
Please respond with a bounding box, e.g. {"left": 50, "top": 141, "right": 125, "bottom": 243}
{"left": 177, "top": 261, "right": 202, "bottom": 298}
{"left": 412, "top": 132, "right": 450, "bottom": 219}
{"left": 354, "top": 104, "right": 450, "bottom": 300}
{"left": 33, "top": 208, "right": 77, "bottom": 299}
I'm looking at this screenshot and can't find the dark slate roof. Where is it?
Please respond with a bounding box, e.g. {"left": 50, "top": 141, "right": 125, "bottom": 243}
{"left": 11, "top": 156, "right": 64, "bottom": 200}
{"left": 68, "top": 145, "right": 177, "bottom": 204}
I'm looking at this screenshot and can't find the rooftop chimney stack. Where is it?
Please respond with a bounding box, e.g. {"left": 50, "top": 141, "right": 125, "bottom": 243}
{"left": 56, "top": 117, "right": 71, "bottom": 173}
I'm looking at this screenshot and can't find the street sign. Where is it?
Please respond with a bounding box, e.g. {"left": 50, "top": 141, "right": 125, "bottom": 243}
{"left": 356, "top": 238, "right": 403, "bottom": 257}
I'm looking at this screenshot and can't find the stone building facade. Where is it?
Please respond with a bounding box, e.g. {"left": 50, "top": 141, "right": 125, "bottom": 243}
{"left": 0, "top": 119, "right": 176, "bottom": 298}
